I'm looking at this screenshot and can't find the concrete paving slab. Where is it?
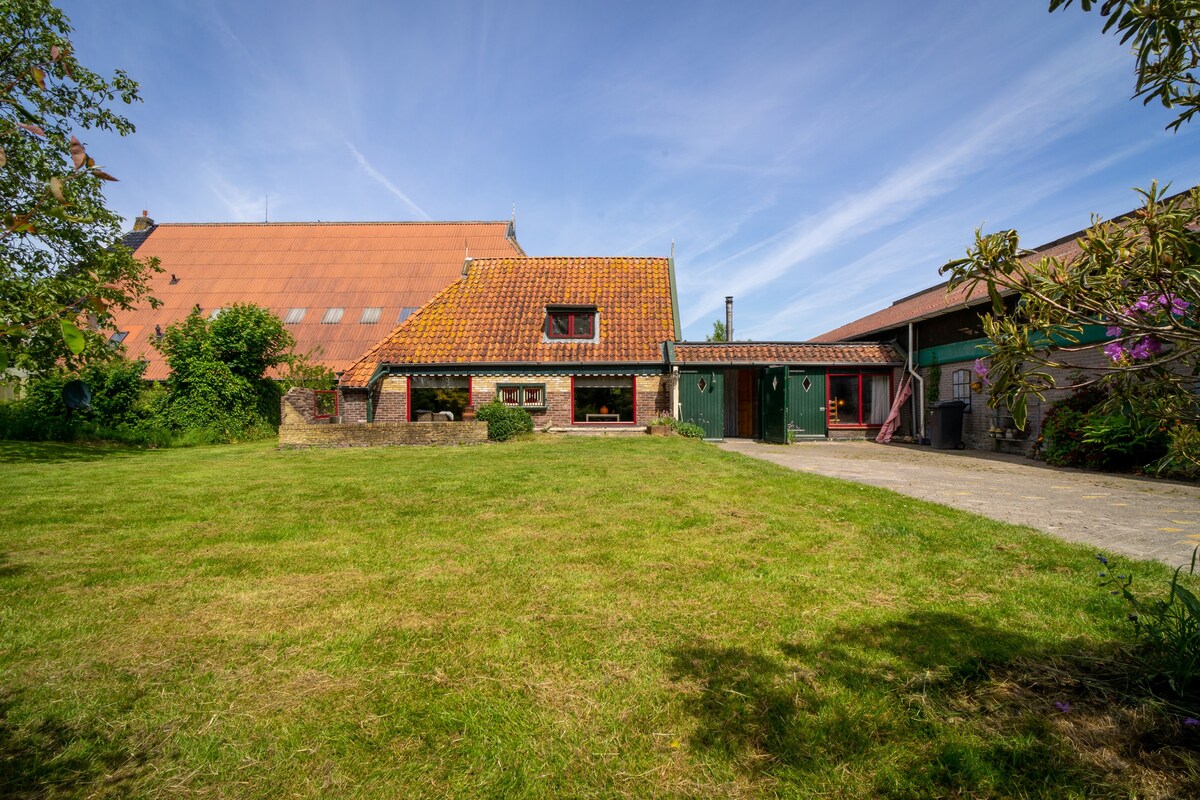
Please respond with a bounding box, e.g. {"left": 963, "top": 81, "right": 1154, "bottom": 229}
{"left": 718, "top": 439, "right": 1200, "bottom": 567}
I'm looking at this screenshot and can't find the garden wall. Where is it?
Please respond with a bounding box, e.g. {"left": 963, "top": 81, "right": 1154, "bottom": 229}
{"left": 279, "top": 388, "right": 487, "bottom": 448}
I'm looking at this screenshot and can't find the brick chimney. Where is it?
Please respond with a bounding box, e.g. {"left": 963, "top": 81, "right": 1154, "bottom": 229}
{"left": 132, "top": 209, "right": 155, "bottom": 231}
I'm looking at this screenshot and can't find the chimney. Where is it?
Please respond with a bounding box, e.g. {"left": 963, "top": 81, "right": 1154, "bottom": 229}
{"left": 132, "top": 209, "right": 155, "bottom": 231}
{"left": 725, "top": 296, "right": 733, "bottom": 342}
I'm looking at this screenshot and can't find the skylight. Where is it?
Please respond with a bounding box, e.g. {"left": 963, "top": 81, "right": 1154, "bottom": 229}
{"left": 360, "top": 307, "right": 381, "bottom": 324}
{"left": 321, "top": 308, "right": 344, "bottom": 324}
{"left": 283, "top": 308, "right": 306, "bottom": 324}
{"left": 109, "top": 331, "right": 128, "bottom": 344}
{"left": 209, "top": 308, "right": 223, "bottom": 320}
{"left": 398, "top": 307, "right": 418, "bottom": 323}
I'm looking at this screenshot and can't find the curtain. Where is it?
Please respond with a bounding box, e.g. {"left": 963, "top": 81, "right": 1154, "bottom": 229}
{"left": 869, "top": 375, "right": 891, "bottom": 425}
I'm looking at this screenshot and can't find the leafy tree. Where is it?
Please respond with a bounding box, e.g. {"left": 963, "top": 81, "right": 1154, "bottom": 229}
{"left": 1050, "top": 0, "right": 1200, "bottom": 131}
{"left": 939, "top": 2, "right": 1200, "bottom": 445}
{"left": 154, "top": 304, "right": 296, "bottom": 437}
{"left": 706, "top": 320, "right": 728, "bottom": 342}
{"left": 0, "top": 0, "right": 158, "bottom": 373}
{"left": 941, "top": 184, "right": 1199, "bottom": 430}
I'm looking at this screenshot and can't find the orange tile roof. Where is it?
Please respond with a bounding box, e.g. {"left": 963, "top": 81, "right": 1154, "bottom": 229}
{"left": 341, "top": 256, "right": 675, "bottom": 387}
{"left": 672, "top": 342, "right": 902, "bottom": 365}
{"left": 811, "top": 234, "right": 1084, "bottom": 342}
{"left": 111, "top": 221, "right": 524, "bottom": 379}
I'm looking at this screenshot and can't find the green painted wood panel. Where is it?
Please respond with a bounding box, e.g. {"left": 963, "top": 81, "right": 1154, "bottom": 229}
{"left": 761, "top": 366, "right": 788, "bottom": 443}
{"left": 787, "top": 367, "right": 826, "bottom": 439}
{"left": 679, "top": 370, "right": 724, "bottom": 439}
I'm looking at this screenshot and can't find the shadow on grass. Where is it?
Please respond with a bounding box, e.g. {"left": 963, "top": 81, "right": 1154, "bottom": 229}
{"left": 0, "top": 692, "right": 149, "bottom": 798}
{"left": 0, "top": 440, "right": 148, "bottom": 464}
{"left": 671, "top": 610, "right": 1200, "bottom": 797}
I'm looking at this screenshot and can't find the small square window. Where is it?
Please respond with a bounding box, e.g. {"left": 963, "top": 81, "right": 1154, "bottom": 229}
{"left": 496, "top": 383, "right": 546, "bottom": 409}
{"left": 398, "top": 307, "right": 418, "bottom": 323}
{"left": 546, "top": 308, "right": 597, "bottom": 339}
{"left": 321, "top": 308, "right": 344, "bottom": 324}
{"left": 284, "top": 308, "right": 306, "bottom": 324}
{"left": 360, "top": 307, "right": 381, "bottom": 324}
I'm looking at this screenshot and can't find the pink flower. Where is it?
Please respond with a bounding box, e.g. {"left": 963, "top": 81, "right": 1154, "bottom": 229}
{"left": 1129, "top": 336, "right": 1163, "bottom": 360}
{"left": 972, "top": 358, "right": 990, "bottom": 385}
{"left": 1104, "top": 341, "right": 1129, "bottom": 363}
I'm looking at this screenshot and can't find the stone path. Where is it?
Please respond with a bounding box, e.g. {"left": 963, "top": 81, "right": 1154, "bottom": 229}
{"left": 718, "top": 439, "right": 1200, "bottom": 567}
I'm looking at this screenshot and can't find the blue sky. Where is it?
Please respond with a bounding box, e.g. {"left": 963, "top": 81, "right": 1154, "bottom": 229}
{"left": 61, "top": 1, "right": 1200, "bottom": 341}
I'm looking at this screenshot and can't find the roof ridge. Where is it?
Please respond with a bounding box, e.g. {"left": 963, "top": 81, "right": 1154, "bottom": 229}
{"left": 145, "top": 220, "right": 515, "bottom": 228}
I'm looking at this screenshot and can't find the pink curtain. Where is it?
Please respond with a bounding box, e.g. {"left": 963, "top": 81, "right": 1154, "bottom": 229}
{"left": 875, "top": 375, "right": 912, "bottom": 444}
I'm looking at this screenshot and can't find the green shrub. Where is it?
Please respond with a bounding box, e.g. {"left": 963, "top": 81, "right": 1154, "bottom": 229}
{"left": 475, "top": 400, "right": 534, "bottom": 441}
{"left": 674, "top": 422, "right": 705, "bottom": 439}
{"left": 1150, "top": 423, "right": 1200, "bottom": 481}
{"left": 1040, "top": 387, "right": 1166, "bottom": 472}
{"left": 1099, "top": 551, "right": 1200, "bottom": 696}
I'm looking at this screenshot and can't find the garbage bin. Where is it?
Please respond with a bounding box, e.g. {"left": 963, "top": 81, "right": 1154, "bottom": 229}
{"left": 929, "top": 399, "right": 967, "bottom": 450}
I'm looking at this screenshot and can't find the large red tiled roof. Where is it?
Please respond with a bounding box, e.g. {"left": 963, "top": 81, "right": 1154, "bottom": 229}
{"left": 341, "top": 256, "right": 674, "bottom": 387}
{"left": 672, "top": 342, "right": 902, "bottom": 365}
{"left": 111, "top": 221, "right": 524, "bottom": 379}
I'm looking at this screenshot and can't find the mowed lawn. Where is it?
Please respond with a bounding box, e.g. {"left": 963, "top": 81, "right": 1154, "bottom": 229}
{"left": 1, "top": 436, "right": 1194, "bottom": 798}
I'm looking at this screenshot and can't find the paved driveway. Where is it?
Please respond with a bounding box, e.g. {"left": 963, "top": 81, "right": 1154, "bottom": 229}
{"left": 718, "top": 439, "right": 1200, "bottom": 567}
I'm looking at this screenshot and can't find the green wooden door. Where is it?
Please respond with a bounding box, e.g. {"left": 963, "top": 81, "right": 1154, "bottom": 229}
{"left": 761, "top": 366, "right": 788, "bottom": 443}
{"left": 787, "top": 367, "right": 826, "bottom": 439}
{"left": 679, "top": 370, "right": 724, "bottom": 439}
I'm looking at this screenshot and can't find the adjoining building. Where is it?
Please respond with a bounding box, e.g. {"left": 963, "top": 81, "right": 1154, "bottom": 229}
{"left": 111, "top": 214, "right": 524, "bottom": 380}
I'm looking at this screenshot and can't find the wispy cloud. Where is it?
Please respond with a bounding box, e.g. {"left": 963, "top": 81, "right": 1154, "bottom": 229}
{"left": 683, "top": 38, "right": 1128, "bottom": 329}
{"left": 207, "top": 170, "right": 267, "bottom": 222}
{"left": 344, "top": 140, "right": 431, "bottom": 220}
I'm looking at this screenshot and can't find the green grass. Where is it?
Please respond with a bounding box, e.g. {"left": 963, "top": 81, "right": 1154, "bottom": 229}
{"left": 0, "top": 436, "right": 1195, "bottom": 798}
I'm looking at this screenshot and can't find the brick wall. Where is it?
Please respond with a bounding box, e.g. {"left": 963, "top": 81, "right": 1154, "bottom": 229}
{"left": 279, "top": 419, "right": 489, "bottom": 448}
{"left": 281, "top": 387, "right": 488, "bottom": 448}
{"left": 340, "top": 372, "right": 670, "bottom": 432}
{"left": 918, "top": 346, "right": 1112, "bottom": 454}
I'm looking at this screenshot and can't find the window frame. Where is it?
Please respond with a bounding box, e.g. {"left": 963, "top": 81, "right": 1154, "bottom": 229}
{"left": 951, "top": 368, "right": 972, "bottom": 412}
{"left": 570, "top": 375, "right": 637, "bottom": 425}
{"left": 406, "top": 376, "right": 473, "bottom": 421}
{"left": 546, "top": 307, "right": 597, "bottom": 340}
{"left": 496, "top": 383, "right": 547, "bottom": 410}
{"left": 826, "top": 370, "right": 893, "bottom": 428}
{"left": 313, "top": 389, "right": 338, "bottom": 420}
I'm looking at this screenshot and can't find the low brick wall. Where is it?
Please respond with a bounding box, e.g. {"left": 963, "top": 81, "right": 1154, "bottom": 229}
{"left": 279, "top": 387, "right": 488, "bottom": 448}
{"left": 279, "top": 419, "right": 489, "bottom": 449}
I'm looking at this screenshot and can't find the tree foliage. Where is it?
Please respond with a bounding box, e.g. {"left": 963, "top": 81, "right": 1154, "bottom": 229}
{"left": 941, "top": 184, "right": 1200, "bottom": 430}
{"left": 0, "top": 0, "right": 158, "bottom": 373}
{"left": 1050, "top": 0, "right": 1200, "bottom": 131}
{"left": 706, "top": 320, "right": 727, "bottom": 342}
{"left": 153, "top": 304, "right": 295, "bottom": 438}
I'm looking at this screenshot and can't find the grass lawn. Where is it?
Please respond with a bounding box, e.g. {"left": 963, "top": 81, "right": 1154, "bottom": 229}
{"left": 1, "top": 436, "right": 1196, "bottom": 798}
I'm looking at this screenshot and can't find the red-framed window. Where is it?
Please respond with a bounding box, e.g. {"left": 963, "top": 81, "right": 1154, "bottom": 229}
{"left": 407, "top": 376, "right": 472, "bottom": 420}
{"left": 546, "top": 309, "right": 596, "bottom": 339}
{"left": 570, "top": 376, "right": 637, "bottom": 424}
{"left": 314, "top": 389, "right": 338, "bottom": 420}
{"left": 827, "top": 371, "right": 892, "bottom": 427}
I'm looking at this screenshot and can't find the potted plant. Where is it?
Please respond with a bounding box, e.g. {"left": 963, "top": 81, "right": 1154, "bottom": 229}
{"left": 647, "top": 416, "right": 675, "bottom": 436}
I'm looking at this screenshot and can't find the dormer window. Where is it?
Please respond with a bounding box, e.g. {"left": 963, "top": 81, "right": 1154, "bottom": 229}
{"left": 546, "top": 307, "right": 595, "bottom": 339}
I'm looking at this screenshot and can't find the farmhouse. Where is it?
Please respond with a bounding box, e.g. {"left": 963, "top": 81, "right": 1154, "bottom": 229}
{"left": 337, "top": 255, "right": 680, "bottom": 431}
{"left": 111, "top": 215, "right": 524, "bottom": 380}
{"left": 333, "top": 254, "right": 904, "bottom": 440}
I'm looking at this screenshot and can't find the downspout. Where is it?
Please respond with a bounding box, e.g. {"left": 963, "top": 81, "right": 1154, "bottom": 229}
{"left": 907, "top": 322, "right": 925, "bottom": 441}
{"left": 364, "top": 364, "right": 388, "bottom": 423}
